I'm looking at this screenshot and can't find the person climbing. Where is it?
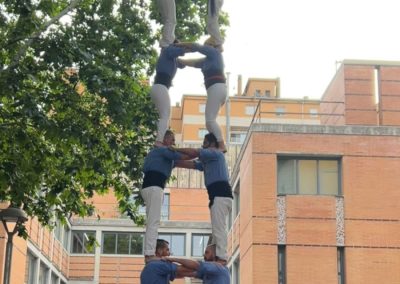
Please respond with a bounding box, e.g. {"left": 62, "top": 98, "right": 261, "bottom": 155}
{"left": 174, "top": 133, "right": 233, "bottom": 261}
{"left": 176, "top": 40, "right": 227, "bottom": 152}
{"left": 165, "top": 243, "right": 231, "bottom": 284}
{"left": 141, "top": 130, "right": 192, "bottom": 262}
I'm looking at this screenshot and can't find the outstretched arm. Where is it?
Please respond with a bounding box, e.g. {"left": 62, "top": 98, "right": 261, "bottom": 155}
{"left": 175, "top": 147, "right": 200, "bottom": 158}
{"left": 174, "top": 160, "right": 196, "bottom": 169}
{"left": 167, "top": 257, "right": 200, "bottom": 271}
{"left": 176, "top": 265, "right": 197, "bottom": 278}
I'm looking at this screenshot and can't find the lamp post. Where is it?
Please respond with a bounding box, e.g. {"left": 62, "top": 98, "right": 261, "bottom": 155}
{"left": 0, "top": 207, "right": 28, "bottom": 284}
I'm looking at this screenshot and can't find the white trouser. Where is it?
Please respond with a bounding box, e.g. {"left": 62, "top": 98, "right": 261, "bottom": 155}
{"left": 140, "top": 186, "right": 164, "bottom": 256}
{"left": 157, "top": 0, "right": 176, "bottom": 47}
{"left": 150, "top": 83, "right": 171, "bottom": 142}
{"left": 210, "top": 197, "right": 232, "bottom": 260}
{"left": 205, "top": 83, "right": 227, "bottom": 142}
{"left": 207, "top": 0, "right": 224, "bottom": 45}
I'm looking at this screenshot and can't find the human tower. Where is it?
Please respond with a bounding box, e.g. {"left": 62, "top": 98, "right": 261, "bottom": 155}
{"left": 140, "top": 0, "right": 232, "bottom": 283}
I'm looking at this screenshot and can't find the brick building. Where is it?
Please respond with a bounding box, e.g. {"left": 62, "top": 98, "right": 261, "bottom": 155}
{"left": 0, "top": 60, "right": 399, "bottom": 283}
{"left": 227, "top": 60, "right": 400, "bottom": 284}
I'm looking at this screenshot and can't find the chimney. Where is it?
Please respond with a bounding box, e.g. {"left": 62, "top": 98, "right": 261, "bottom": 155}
{"left": 237, "top": 75, "right": 242, "bottom": 96}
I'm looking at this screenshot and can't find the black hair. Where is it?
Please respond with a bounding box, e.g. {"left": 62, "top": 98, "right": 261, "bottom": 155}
{"left": 156, "top": 239, "right": 169, "bottom": 251}
{"left": 164, "top": 129, "right": 174, "bottom": 138}
{"left": 204, "top": 132, "right": 219, "bottom": 148}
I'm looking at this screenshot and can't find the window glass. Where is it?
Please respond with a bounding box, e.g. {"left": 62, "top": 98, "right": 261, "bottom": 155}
{"left": 278, "top": 159, "right": 296, "bottom": 194}
{"left": 278, "top": 157, "right": 340, "bottom": 195}
{"left": 198, "top": 128, "right": 208, "bottom": 139}
{"left": 51, "top": 273, "right": 58, "bottom": 284}
{"left": 63, "top": 226, "right": 70, "bottom": 250}
{"left": 309, "top": 108, "right": 318, "bottom": 117}
{"left": 199, "top": 104, "right": 206, "bottom": 113}
{"left": 245, "top": 105, "right": 257, "bottom": 115}
{"left": 298, "top": 160, "right": 317, "bottom": 194}
{"left": 159, "top": 234, "right": 185, "bottom": 256}
{"left": 191, "top": 234, "right": 210, "bottom": 257}
{"left": 319, "top": 160, "right": 339, "bottom": 195}
{"left": 26, "top": 252, "right": 37, "bottom": 284}
{"left": 71, "top": 231, "right": 95, "bottom": 254}
{"left": 38, "top": 264, "right": 48, "bottom": 284}
{"left": 102, "top": 233, "right": 117, "bottom": 254}
{"left": 278, "top": 246, "right": 286, "bottom": 284}
{"left": 161, "top": 193, "right": 170, "bottom": 220}
{"left": 130, "top": 233, "right": 144, "bottom": 255}
{"left": 275, "top": 107, "right": 285, "bottom": 116}
{"left": 117, "top": 233, "right": 130, "bottom": 254}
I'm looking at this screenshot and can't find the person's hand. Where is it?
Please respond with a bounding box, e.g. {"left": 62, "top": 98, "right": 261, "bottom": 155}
{"left": 168, "top": 145, "right": 177, "bottom": 151}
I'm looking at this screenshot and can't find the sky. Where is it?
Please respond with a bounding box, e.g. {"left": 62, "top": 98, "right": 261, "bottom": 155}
{"left": 168, "top": 0, "right": 400, "bottom": 104}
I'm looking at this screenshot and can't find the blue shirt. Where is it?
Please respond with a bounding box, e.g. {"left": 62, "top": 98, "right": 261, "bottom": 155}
{"left": 194, "top": 149, "right": 229, "bottom": 186}
{"left": 156, "top": 45, "right": 185, "bottom": 78}
{"left": 140, "top": 260, "right": 178, "bottom": 284}
{"left": 196, "top": 261, "right": 231, "bottom": 284}
{"left": 143, "top": 147, "right": 183, "bottom": 178}
{"left": 191, "top": 43, "right": 224, "bottom": 74}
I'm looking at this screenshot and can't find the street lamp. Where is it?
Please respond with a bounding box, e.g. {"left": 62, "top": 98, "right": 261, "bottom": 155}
{"left": 0, "top": 207, "right": 28, "bottom": 284}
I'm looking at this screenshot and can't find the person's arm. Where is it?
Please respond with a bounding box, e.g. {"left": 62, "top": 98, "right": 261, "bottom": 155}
{"left": 165, "top": 45, "right": 186, "bottom": 59}
{"left": 167, "top": 257, "right": 201, "bottom": 271}
{"left": 174, "top": 159, "right": 203, "bottom": 171}
{"left": 189, "top": 43, "right": 218, "bottom": 58}
{"left": 174, "top": 147, "right": 200, "bottom": 158}
{"left": 176, "top": 266, "right": 197, "bottom": 278}
{"left": 160, "top": 147, "right": 190, "bottom": 161}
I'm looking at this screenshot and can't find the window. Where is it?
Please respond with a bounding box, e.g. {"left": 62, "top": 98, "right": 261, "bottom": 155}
{"left": 230, "top": 132, "right": 246, "bottom": 144}
{"left": 278, "top": 245, "right": 286, "bottom": 284}
{"left": 338, "top": 247, "right": 345, "bottom": 284}
{"left": 199, "top": 104, "right": 206, "bottom": 113}
{"left": 38, "top": 263, "right": 49, "bottom": 284}
{"left": 234, "top": 182, "right": 240, "bottom": 218}
{"left": 51, "top": 273, "right": 58, "bottom": 284}
{"left": 191, "top": 234, "right": 210, "bottom": 257}
{"left": 161, "top": 193, "right": 170, "bottom": 220}
{"left": 198, "top": 128, "right": 208, "bottom": 139}
{"left": 233, "top": 259, "right": 240, "bottom": 284}
{"left": 309, "top": 108, "right": 318, "bottom": 117}
{"left": 158, "top": 233, "right": 185, "bottom": 256}
{"left": 254, "top": 89, "right": 261, "bottom": 97}
{"left": 265, "top": 90, "right": 271, "bottom": 97}
{"left": 102, "top": 232, "right": 144, "bottom": 255}
{"left": 245, "top": 105, "right": 257, "bottom": 116}
{"left": 54, "top": 221, "right": 62, "bottom": 241}
{"left": 71, "top": 231, "right": 96, "bottom": 254}
{"left": 277, "top": 157, "right": 340, "bottom": 195}
{"left": 25, "top": 252, "right": 37, "bottom": 284}
{"left": 275, "top": 107, "right": 285, "bottom": 116}
{"left": 63, "top": 226, "right": 70, "bottom": 250}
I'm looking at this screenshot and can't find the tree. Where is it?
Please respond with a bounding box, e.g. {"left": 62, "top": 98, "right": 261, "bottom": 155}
{"left": 0, "top": 0, "right": 228, "bottom": 235}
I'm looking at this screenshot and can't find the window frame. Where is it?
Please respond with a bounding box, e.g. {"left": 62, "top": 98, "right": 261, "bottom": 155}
{"left": 245, "top": 105, "right": 257, "bottom": 116}
{"left": 199, "top": 103, "right": 206, "bottom": 113}
{"left": 277, "top": 156, "right": 342, "bottom": 196}
{"left": 71, "top": 231, "right": 96, "bottom": 254}
{"left": 337, "top": 247, "right": 345, "bottom": 284}
{"left": 278, "top": 245, "right": 286, "bottom": 284}
{"left": 198, "top": 128, "right": 208, "bottom": 139}
{"left": 191, "top": 234, "right": 210, "bottom": 257}
{"left": 158, "top": 233, "right": 186, "bottom": 256}
{"left": 101, "top": 232, "right": 144, "bottom": 255}
{"left": 275, "top": 106, "right": 286, "bottom": 116}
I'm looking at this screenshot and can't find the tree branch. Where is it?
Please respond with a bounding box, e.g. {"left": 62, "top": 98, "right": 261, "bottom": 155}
{"left": 1, "top": 0, "right": 82, "bottom": 73}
